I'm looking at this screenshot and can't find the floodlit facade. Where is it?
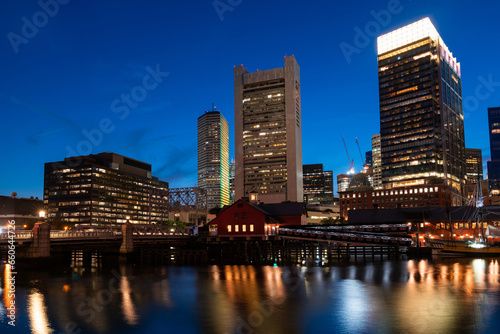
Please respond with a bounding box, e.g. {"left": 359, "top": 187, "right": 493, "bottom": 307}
{"left": 44, "top": 153, "right": 169, "bottom": 225}
{"left": 371, "top": 134, "right": 382, "bottom": 189}
{"left": 197, "top": 110, "right": 230, "bottom": 209}
{"left": 234, "top": 56, "right": 303, "bottom": 203}
{"left": 377, "top": 18, "right": 466, "bottom": 205}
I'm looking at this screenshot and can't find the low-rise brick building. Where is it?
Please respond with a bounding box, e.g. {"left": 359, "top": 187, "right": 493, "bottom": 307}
{"left": 339, "top": 185, "right": 451, "bottom": 220}
{"left": 209, "top": 198, "right": 306, "bottom": 239}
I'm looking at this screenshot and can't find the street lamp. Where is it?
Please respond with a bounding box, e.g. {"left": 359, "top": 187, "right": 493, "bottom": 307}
{"left": 39, "top": 210, "right": 46, "bottom": 218}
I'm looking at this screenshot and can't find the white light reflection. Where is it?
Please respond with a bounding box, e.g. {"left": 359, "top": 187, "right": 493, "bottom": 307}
{"left": 120, "top": 276, "right": 139, "bottom": 325}
{"left": 488, "top": 260, "right": 499, "bottom": 286}
{"left": 0, "top": 265, "right": 5, "bottom": 319}
{"left": 28, "top": 289, "right": 54, "bottom": 334}
{"left": 338, "top": 280, "right": 370, "bottom": 333}
{"left": 472, "top": 259, "right": 486, "bottom": 288}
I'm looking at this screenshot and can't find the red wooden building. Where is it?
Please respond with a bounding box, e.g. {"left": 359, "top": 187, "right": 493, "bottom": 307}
{"left": 208, "top": 198, "right": 306, "bottom": 239}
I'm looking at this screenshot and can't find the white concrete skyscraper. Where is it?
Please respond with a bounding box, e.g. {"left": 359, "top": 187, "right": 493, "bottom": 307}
{"left": 234, "top": 56, "right": 303, "bottom": 203}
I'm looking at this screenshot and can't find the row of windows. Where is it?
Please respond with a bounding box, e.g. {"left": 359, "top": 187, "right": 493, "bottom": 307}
{"left": 227, "top": 224, "right": 254, "bottom": 232}
{"left": 340, "top": 186, "right": 440, "bottom": 199}
{"left": 342, "top": 200, "right": 440, "bottom": 211}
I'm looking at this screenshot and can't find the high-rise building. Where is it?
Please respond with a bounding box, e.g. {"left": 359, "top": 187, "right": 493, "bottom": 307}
{"left": 197, "top": 110, "right": 230, "bottom": 209}
{"left": 44, "top": 153, "right": 169, "bottom": 225}
{"left": 365, "top": 151, "right": 373, "bottom": 168}
{"left": 303, "top": 164, "right": 334, "bottom": 204}
{"left": 234, "top": 56, "right": 303, "bottom": 203}
{"left": 488, "top": 107, "right": 500, "bottom": 160}
{"left": 371, "top": 134, "right": 382, "bottom": 190}
{"left": 377, "top": 18, "right": 466, "bottom": 205}
{"left": 229, "top": 159, "right": 235, "bottom": 204}
{"left": 465, "top": 148, "right": 483, "bottom": 198}
{"left": 488, "top": 107, "right": 500, "bottom": 193}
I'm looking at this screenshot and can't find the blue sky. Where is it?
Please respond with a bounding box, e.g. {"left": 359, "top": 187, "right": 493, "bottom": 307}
{"left": 1, "top": 0, "right": 499, "bottom": 198}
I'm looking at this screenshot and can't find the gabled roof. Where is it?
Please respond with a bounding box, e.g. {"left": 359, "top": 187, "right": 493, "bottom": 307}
{"left": 210, "top": 199, "right": 304, "bottom": 224}
{"left": 257, "top": 202, "right": 305, "bottom": 216}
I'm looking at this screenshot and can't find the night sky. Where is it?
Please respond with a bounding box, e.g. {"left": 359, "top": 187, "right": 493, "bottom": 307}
{"left": 1, "top": 0, "right": 499, "bottom": 198}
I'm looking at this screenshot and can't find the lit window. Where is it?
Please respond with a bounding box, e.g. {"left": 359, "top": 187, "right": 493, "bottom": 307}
{"left": 242, "top": 225, "right": 247, "bottom": 232}
{"left": 250, "top": 224, "right": 254, "bottom": 232}
{"left": 228, "top": 225, "right": 232, "bottom": 232}
{"left": 235, "top": 225, "right": 239, "bottom": 232}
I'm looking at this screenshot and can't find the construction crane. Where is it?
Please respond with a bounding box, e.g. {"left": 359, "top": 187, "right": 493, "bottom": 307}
{"left": 341, "top": 135, "right": 355, "bottom": 174}
{"left": 355, "top": 137, "right": 368, "bottom": 171}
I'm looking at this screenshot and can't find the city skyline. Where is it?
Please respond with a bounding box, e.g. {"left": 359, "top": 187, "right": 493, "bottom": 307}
{"left": 1, "top": 1, "right": 500, "bottom": 198}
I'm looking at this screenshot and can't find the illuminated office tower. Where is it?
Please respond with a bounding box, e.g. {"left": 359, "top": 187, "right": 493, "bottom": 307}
{"left": 465, "top": 148, "right": 483, "bottom": 198}
{"left": 371, "top": 134, "right": 382, "bottom": 190}
{"left": 44, "top": 153, "right": 169, "bottom": 225}
{"left": 303, "top": 164, "right": 334, "bottom": 204}
{"left": 377, "top": 18, "right": 466, "bottom": 205}
{"left": 234, "top": 56, "right": 303, "bottom": 203}
{"left": 487, "top": 107, "right": 500, "bottom": 193}
{"left": 198, "top": 110, "right": 230, "bottom": 209}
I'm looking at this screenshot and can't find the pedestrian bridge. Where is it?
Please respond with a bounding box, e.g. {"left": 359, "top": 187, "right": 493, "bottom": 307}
{"left": 0, "top": 224, "right": 191, "bottom": 259}
{"left": 278, "top": 224, "right": 412, "bottom": 246}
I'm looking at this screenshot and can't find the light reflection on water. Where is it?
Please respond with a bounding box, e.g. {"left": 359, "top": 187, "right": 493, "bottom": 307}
{"left": 27, "top": 290, "right": 53, "bottom": 334}
{"left": 0, "top": 257, "right": 499, "bottom": 333}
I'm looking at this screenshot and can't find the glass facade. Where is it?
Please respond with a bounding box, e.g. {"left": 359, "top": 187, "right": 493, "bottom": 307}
{"left": 465, "top": 148, "right": 483, "bottom": 198}
{"left": 44, "top": 153, "right": 169, "bottom": 225}
{"left": 197, "top": 111, "right": 230, "bottom": 209}
{"left": 377, "top": 18, "right": 466, "bottom": 205}
{"left": 303, "top": 164, "right": 334, "bottom": 204}
{"left": 371, "top": 134, "right": 382, "bottom": 189}
{"left": 488, "top": 107, "right": 500, "bottom": 193}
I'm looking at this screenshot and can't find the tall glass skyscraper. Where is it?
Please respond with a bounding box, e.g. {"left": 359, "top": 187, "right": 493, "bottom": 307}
{"left": 303, "top": 164, "right": 333, "bottom": 204}
{"left": 371, "top": 134, "right": 382, "bottom": 190}
{"left": 465, "top": 148, "right": 483, "bottom": 198}
{"left": 197, "top": 110, "right": 230, "bottom": 209}
{"left": 234, "top": 56, "right": 303, "bottom": 203}
{"left": 487, "top": 107, "right": 500, "bottom": 193}
{"left": 377, "top": 18, "right": 466, "bottom": 205}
